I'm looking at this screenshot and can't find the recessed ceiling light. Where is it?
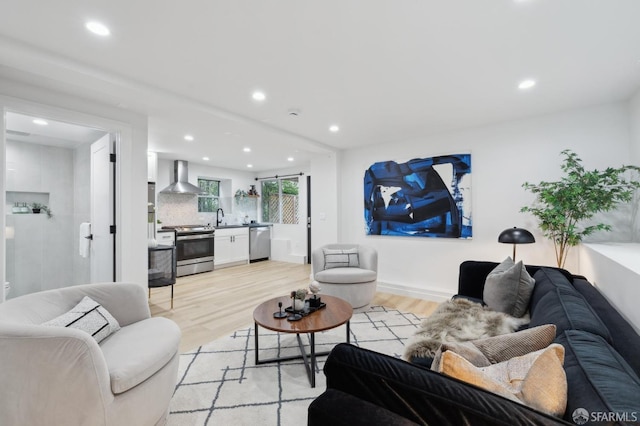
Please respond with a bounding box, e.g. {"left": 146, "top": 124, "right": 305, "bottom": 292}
{"left": 247, "top": 164, "right": 253, "bottom": 168}
{"left": 252, "top": 91, "right": 266, "bottom": 101}
{"left": 184, "top": 135, "right": 194, "bottom": 141}
{"left": 85, "top": 21, "right": 110, "bottom": 36}
{"left": 243, "top": 147, "right": 251, "bottom": 153}
{"left": 202, "top": 157, "right": 210, "bottom": 161}
{"left": 518, "top": 79, "right": 536, "bottom": 90}
{"left": 32, "top": 119, "right": 48, "bottom": 126}
{"left": 329, "top": 125, "right": 340, "bottom": 133}
{"left": 287, "top": 157, "right": 294, "bottom": 162}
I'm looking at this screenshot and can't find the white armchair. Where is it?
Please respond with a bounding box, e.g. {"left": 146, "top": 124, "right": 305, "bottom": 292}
{"left": 0, "top": 282, "right": 181, "bottom": 426}
{"left": 312, "top": 244, "right": 378, "bottom": 308}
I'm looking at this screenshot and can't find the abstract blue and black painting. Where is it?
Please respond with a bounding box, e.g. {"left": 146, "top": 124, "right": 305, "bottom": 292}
{"left": 364, "top": 154, "right": 472, "bottom": 238}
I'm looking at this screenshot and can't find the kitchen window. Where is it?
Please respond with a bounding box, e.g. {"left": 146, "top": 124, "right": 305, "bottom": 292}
{"left": 261, "top": 177, "right": 299, "bottom": 224}
{"left": 197, "top": 178, "right": 220, "bottom": 212}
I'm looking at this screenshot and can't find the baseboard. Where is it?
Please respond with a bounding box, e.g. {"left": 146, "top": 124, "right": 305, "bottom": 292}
{"left": 376, "top": 281, "right": 453, "bottom": 303}
{"left": 215, "top": 260, "right": 249, "bottom": 269}
{"left": 271, "top": 254, "right": 307, "bottom": 264}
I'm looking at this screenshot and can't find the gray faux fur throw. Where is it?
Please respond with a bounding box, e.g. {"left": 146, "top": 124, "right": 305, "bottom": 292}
{"left": 403, "top": 298, "right": 530, "bottom": 361}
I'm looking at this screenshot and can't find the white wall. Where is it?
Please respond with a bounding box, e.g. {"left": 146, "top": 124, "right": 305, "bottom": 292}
{"left": 310, "top": 152, "right": 340, "bottom": 250}
{"left": 5, "top": 140, "right": 75, "bottom": 297}
{"left": 1, "top": 78, "right": 149, "bottom": 294}
{"left": 630, "top": 88, "right": 640, "bottom": 165}
{"left": 579, "top": 243, "right": 640, "bottom": 334}
{"left": 339, "top": 102, "right": 633, "bottom": 300}
{"left": 573, "top": 91, "right": 640, "bottom": 332}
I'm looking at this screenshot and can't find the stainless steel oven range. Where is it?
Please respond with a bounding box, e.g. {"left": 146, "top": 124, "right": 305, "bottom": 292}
{"left": 162, "top": 225, "right": 215, "bottom": 277}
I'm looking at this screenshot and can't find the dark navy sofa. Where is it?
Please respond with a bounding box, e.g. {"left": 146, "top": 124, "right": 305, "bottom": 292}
{"left": 308, "top": 261, "right": 640, "bottom": 426}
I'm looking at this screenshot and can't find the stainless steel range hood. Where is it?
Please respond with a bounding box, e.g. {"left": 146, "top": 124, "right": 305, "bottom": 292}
{"left": 160, "top": 160, "right": 205, "bottom": 195}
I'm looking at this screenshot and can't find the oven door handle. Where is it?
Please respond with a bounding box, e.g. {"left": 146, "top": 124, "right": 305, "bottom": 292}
{"left": 177, "top": 234, "right": 215, "bottom": 241}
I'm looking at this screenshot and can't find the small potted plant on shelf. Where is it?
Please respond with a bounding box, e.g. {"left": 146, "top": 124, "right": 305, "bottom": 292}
{"left": 30, "top": 203, "right": 53, "bottom": 219}
{"left": 234, "top": 189, "right": 248, "bottom": 199}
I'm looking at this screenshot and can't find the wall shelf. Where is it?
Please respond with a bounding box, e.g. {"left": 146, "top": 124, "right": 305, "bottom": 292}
{"left": 6, "top": 191, "right": 50, "bottom": 214}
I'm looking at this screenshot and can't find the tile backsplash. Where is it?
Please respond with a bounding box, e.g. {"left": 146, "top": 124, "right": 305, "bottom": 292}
{"left": 156, "top": 193, "right": 258, "bottom": 226}
{"left": 157, "top": 193, "right": 200, "bottom": 225}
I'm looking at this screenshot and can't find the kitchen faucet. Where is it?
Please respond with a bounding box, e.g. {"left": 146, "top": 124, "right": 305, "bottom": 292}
{"left": 216, "top": 208, "right": 224, "bottom": 227}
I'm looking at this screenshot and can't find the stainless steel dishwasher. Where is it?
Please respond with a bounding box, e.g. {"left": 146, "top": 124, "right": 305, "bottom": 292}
{"left": 249, "top": 225, "right": 272, "bottom": 262}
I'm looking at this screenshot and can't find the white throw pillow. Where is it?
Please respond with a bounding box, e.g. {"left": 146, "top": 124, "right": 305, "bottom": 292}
{"left": 43, "top": 296, "right": 120, "bottom": 343}
{"left": 323, "top": 248, "right": 360, "bottom": 269}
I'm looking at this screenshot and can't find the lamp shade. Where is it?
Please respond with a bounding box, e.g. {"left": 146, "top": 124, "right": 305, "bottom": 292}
{"left": 498, "top": 227, "right": 535, "bottom": 244}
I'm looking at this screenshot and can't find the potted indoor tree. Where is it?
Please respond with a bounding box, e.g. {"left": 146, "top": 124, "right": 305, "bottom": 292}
{"left": 521, "top": 149, "right": 639, "bottom": 268}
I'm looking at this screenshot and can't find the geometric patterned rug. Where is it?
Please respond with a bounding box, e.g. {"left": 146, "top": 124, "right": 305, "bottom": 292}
{"left": 167, "top": 306, "right": 424, "bottom": 426}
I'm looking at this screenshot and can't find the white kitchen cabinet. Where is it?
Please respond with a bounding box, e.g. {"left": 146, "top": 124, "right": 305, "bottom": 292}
{"left": 214, "top": 227, "right": 249, "bottom": 268}
{"left": 156, "top": 230, "right": 175, "bottom": 246}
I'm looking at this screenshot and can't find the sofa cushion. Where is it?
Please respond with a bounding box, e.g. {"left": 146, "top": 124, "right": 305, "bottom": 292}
{"left": 323, "top": 248, "right": 360, "bottom": 269}
{"left": 42, "top": 296, "right": 120, "bottom": 343}
{"left": 315, "top": 267, "right": 377, "bottom": 284}
{"left": 529, "top": 268, "right": 577, "bottom": 313}
{"left": 325, "top": 343, "right": 568, "bottom": 425}
{"left": 483, "top": 258, "right": 535, "bottom": 318}
{"left": 308, "top": 389, "right": 420, "bottom": 426}
{"left": 431, "top": 324, "right": 557, "bottom": 369}
{"left": 529, "top": 283, "right": 612, "bottom": 343}
{"left": 555, "top": 330, "right": 640, "bottom": 423}
{"left": 572, "top": 277, "right": 640, "bottom": 377}
{"left": 437, "top": 344, "right": 567, "bottom": 417}
{"left": 100, "top": 317, "right": 181, "bottom": 394}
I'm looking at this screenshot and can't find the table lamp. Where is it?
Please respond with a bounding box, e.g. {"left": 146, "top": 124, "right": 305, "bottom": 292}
{"left": 498, "top": 227, "right": 535, "bottom": 261}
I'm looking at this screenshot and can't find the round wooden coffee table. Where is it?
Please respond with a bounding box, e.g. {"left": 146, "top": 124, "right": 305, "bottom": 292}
{"left": 253, "top": 294, "right": 353, "bottom": 387}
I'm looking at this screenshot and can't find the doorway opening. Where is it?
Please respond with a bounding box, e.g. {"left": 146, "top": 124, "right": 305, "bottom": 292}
{"left": 4, "top": 111, "right": 116, "bottom": 299}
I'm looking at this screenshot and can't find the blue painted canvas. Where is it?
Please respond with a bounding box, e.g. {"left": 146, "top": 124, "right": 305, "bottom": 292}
{"left": 364, "top": 154, "right": 472, "bottom": 238}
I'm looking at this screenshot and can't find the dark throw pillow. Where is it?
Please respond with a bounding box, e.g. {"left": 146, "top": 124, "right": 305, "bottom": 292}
{"left": 483, "top": 257, "right": 535, "bottom": 318}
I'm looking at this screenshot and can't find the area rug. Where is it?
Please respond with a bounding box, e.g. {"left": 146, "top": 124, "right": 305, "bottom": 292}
{"left": 167, "top": 306, "right": 423, "bottom": 426}
{"left": 403, "top": 298, "right": 530, "bottom": 360}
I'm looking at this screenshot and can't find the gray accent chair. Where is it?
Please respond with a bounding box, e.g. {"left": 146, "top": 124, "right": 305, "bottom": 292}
{"left": 0, "top": 282, "right": 181, "bottom": 426}
{"left": 312, "top": 244, "right": 378, "bottom": 308}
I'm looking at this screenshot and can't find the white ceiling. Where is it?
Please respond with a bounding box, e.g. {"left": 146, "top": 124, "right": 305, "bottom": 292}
{"left": 1, "top": 0, "right": 640, "bottom": 171}
{"left": 5, "top": 112, "right": 106, "bottom": 148}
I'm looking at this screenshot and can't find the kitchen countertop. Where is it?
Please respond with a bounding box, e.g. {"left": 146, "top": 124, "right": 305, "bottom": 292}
{"left": 215, "top": 223, "right": 272, "bottom": 229}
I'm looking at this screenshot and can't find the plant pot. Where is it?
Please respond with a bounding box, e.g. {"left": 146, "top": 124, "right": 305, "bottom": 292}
{"left": 32, "top": 208, "right": 41, "bottom": 214}
{"left": 293, "top": 298, "right": 306, "bottom": 311}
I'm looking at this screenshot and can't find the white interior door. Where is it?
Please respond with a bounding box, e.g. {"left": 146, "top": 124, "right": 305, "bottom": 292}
{"left": 90, "top": 134, "right": 115, "bottom": 282}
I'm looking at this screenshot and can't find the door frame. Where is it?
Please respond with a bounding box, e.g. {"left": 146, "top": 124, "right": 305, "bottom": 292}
{"left": 1, "top": 95, "right": 131, "bottom": 299}
{"left": 306, "top": 175, "right": 311, "bottom": 264}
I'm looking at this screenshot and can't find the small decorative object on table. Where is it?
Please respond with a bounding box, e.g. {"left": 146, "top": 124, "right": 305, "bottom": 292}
{"left": 273, "top": 301, "right": 287, "bottom": 319}
{"left": 293, "top": 288, "right": 308, "bottom": 310}
{"left": 287, "top": 290, "right": 304, "bottom": 321}
{"left": 285, "top": 287, "right": 326, "bottom": 319}
{"left": 309, "top": 281, "right": 322, "bottom": 308}
{"left": 309, "top": 295, "right": 322, "bottom": 308}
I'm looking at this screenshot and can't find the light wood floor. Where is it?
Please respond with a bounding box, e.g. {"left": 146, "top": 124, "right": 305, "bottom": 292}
{"left": 149, "top": 260, "right": 439, "bottom": 352}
